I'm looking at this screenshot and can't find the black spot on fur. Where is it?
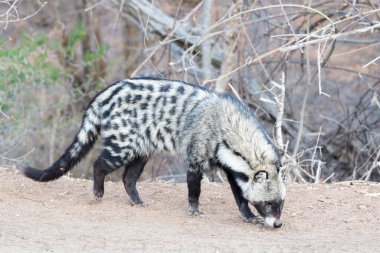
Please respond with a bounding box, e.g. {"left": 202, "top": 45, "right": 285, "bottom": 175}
{"left": 117, "top": 96, "right": 122, "bottom": 107}
{"left": 160, "top": 85, "right": 170, "bottom": 92}
{"left": 153, "top": 96, "right": 162, "bottom": 108}
{"left": 169, "top": 106, "right": 176, "bottom": 115}
{"left": 125, "top": 94, "right": 132, "bottom": 103}
{"left": 177, "top": 86, "right": 185, "bottom": 94}
{"left": 133, "top": 95, "right": 142, "bottom": 103}
{"left": 159, "top": 108, "right": 164, "bottom": 120}
{"left": 103, "top": 136, "right": 117, "bottom": 149}
{"left": 142, "top": 113, "right": 148, "bottom": 124}
{"left": 104, "top": 122, "right": 112, "bottom": 131}
{"left": 140, "top": 103, "right": 148, "bottom": 110}
{"left": 103, "top": 109, "right": 111, "bottom": 118}
{"left": 110, "top": 102, "right": 116, "bottom": 110}
{"left": 170, "top": 137, "right": 176, "bottom": 149}
{"left": 123, "top": 108, "right": 132, "bottom": 115}
{"left": 103, "top": 102, "right": 116, "bottom": 118}
{"left": 145, "top": 128, "right": 151, "bottom": 141}
{"left": 119, "top": 133, "right": 128, "bottom": 142}
{"left": 111, "top": 143, "right": 122, "bottom": 154}
{"left": 177, "top": 91, "right": 199, "bottom": 127}
{"left": 111, "top": 113, "right": 120, "bottom": 121}
{"left": 164, "top": 126, "right": 172, "bottom": 134}
{"left": 128, "top": 82, "right": 144, "bottom": 91}
{"left": 146, "top": 85, "right": 154, "bottom": 92}
{"left": 156, "top": 130, "right": 164, "bottom": 142}
{"left": 101, "top": 86, "right": 123, "bottom": 106}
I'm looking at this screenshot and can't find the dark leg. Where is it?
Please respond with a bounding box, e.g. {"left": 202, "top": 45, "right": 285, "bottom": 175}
{"left": 225, "top": 170, "right": 263, "bottom": 224}
{"left": 93, "top": 150, "right": 122, "bottom": 199}
{"left": 187, "top": 165, "right": 203, "bottom": 215}
{"left": 122, "top": 156, "right": 148, "bottom": 206}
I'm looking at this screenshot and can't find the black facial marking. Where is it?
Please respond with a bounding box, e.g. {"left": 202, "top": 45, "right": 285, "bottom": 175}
{"left": 222, "top": 140, "right": 251, "bottom": 166}
{"left": 216, "top": 160, "right": 249, "bottom": 183}
{"left": 253, "top": 200, "right": 284, "bottom": 219}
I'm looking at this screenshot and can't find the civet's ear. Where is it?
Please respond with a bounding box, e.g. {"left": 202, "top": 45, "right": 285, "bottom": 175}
{"left": 254, "top": 171, "right": 268, "bottom": 183}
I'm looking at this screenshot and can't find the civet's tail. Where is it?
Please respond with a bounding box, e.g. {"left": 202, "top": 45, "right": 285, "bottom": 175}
{"left": 23, "top": 103, "right": 101, "bottom": 182}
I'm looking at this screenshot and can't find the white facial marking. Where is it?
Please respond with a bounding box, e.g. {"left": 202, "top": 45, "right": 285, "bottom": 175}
{"left": 264, "top": 217, "right": 276, "bottom": 227}
{"left": 217, "top": 146, "right": 251, "bottom": 175}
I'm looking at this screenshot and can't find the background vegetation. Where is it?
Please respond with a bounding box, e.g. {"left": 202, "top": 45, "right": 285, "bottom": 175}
{"left": 0, "top": 0, "right": 379, "bottom": 182}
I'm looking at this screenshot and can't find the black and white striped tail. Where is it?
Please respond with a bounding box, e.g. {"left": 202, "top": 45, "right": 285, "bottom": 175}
{"left": 23, "top": 104, "right": 100, "bottom": 182}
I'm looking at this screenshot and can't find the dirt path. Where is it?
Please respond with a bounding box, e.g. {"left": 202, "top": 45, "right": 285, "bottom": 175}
{"left": 0, "top": 168, "right": 379, "bottom": 253}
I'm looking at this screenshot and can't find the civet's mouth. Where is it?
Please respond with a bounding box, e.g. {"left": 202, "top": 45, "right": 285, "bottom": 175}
{"left": 253, "top": 200, "right": 283, "bottom": 228}
{"left": 264, "top": 216, "right": 282, "bottom": 228}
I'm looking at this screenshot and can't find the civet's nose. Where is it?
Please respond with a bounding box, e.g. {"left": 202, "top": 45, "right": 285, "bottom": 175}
{"left": 274, "top": 220, "right": 282, "bottom": 228}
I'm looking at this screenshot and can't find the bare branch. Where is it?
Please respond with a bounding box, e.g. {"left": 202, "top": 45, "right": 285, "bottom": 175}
{"left": 0, "top": 0, "right": 47, "bottom": 30}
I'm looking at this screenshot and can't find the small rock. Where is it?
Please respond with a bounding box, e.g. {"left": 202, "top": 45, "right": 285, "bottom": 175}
{"left": 357, "top": 204, "right": 370, "bottom": 210}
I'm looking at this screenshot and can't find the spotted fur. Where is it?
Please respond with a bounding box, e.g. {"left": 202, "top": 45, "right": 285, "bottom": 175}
{"left": 23, "top": 77, "right": 286, "bottom": 228}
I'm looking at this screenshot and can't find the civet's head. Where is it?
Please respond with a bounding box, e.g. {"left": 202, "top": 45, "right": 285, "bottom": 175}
{"left": 249, "top": 167, "right": 286, "bottom": 228}
{"left": 217, "top": 143, "right": 286, "bottom": 228}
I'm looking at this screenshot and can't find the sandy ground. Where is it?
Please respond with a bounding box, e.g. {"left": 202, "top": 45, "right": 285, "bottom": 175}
{"left": 0, "top": 167, "right": 379, "bottom": 253}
